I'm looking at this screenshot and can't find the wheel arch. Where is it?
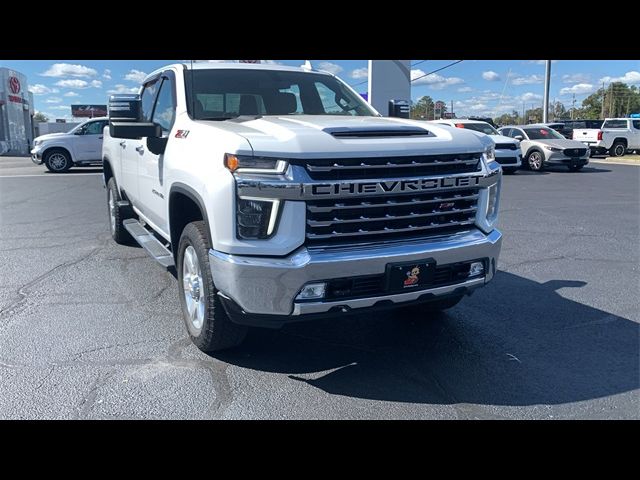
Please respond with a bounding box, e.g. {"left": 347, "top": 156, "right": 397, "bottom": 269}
{"left": 169, "top": 183, "right": 212, "bottom": 259}
{"left": 612, "top": 137, "right": 628, "bottom": 147}
{"left": 43, "top": 145, "right": 73, "bottom": 163}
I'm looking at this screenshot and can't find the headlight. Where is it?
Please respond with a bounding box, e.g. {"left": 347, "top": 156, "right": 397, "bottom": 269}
{"left": 484, "top": 145, "right": 496, "bottom": 163}
{"left": 475, "top": 177, "right": 501, "bottom": 234}
{"left": 225, "top": 153, "right": 288, "bottom": 174}
{"left": 544, "top": 145, "right": 562, "bottom": 152}
{"left": 236, "top": 198, "right": 280, "bottom": 240}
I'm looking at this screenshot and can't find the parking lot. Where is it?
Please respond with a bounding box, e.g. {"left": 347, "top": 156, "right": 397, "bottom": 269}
{"left": 0, "top": 156, "right": 638, "bottom": 419}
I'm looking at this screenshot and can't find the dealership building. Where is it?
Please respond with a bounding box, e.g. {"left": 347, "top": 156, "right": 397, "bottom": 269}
{"left": 0, "top": 67, "right": 35, "bottom": 155}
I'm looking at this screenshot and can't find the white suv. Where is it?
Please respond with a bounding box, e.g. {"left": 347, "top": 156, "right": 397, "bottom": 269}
{"left": 31, "top": 117, "right": 109, "bottom": 172}
{"left": 431, "top": 119, "right": 522, "bottom": 174}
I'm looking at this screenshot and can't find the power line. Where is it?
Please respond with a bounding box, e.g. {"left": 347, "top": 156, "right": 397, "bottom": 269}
{"left": 349, "top": 60, "right": 461, "bottom": 88}
{"left": 410, "top": 60, "right": 463, "bottom": 83}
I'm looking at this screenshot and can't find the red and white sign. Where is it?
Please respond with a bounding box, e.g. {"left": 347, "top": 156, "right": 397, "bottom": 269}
{"left": 8, "top": 76, "right": 21, "bottom": 94}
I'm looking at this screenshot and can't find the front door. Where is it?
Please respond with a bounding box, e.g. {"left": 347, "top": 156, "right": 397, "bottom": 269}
{"left": 73, "top": 119, "right": 107, "bottom": 161}
{"left": 122, "top": 79, "right": 160, "bottom": 204}
{"left": 137, "top": 72, "right": 176, "bottom": 236}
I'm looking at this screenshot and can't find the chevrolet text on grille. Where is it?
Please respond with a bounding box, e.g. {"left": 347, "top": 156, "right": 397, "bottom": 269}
{"left": 308, "top": 176, "right": 482, "bottom": 196}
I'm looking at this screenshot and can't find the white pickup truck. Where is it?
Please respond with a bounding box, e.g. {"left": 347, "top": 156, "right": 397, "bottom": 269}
{"left": 572, "top": 117, "right": 640, "bottom": 157}
{"left": 102, "top": 62, "right": 503, "bottom": 352}
{"left": 31, "top": 117, "right": 109, "bottom": 172}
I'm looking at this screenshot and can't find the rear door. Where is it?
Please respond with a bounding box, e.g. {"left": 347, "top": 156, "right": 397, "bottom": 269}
{"left": 630, "top": 120, "right": 640, "bottom": 149}
{"left": 137, "top": 71, "right": 176, "bottom": 235}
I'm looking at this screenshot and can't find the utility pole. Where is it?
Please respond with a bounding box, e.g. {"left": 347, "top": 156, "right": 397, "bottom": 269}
{"left": 451, "top": 99, "right": 453, "bottom": 119}
{"left": 543, "top": 60, "right": 551, "bottom": 122}
{"left": 601, "top": 82, "right": 605, "bottom": 118}
{"left": 572, "top": 94, "right": 576, "bottom": 120}
{"left": 609, "top": 84, "right": 614, "bottom": 117}
{"left": 522, "top": 101, "right": 525, "bottom": 124}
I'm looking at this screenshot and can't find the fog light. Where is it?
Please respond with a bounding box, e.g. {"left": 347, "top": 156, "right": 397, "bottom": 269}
{"left": 296, "top": 282, "right": 326, "bottom": 300}
{"left": 469, "top": 261, "right": 484, "bottom": 277}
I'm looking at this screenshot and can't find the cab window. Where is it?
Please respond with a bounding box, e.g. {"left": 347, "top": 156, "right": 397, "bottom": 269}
{"left": 152, "top": 76, "right": 176, "bottom": 133}
{"left": 83, "top": 120, "right": 107, "bottom": 135}
{"left": 140, "top": 80, "right": 159, "bottom": 122}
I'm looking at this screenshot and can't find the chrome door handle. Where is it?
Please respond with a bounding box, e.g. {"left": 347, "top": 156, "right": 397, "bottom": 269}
{"left": 119, "top": 141, "right": 126, "bottom": 148}
{"left": 135, "top": 145, "right": 145, "bottom": 154}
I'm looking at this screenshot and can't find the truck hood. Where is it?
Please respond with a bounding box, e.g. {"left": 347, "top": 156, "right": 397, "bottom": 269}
{"left": 198, "top": 115, "right": 491, "bottom": 158}
{"left": 35, "top": 132, "right": 70, "bottom": 142}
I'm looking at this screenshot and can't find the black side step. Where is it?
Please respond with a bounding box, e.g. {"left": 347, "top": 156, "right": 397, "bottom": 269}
{"left": 123, "top": 219, "right": 175, "bottom": 269}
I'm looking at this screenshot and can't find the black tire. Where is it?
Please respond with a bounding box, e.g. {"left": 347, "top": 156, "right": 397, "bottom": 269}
{"left": 399, "top": 295, "right": 464, "bottom": 316}
{"left": 107, "top": 177, "right": 132, "bottom": 244}
{"left": 568, "top": 164, "right": 584, "bottom": 172}
{"left": 44, "top": 148, "right": 72, "bottom": 173}
{"left": 610, "top": 142, "right": 626, "bottom": 157}
{"left": 526, "top": 150, "right": 544, "bottom": 171}
{"left": 177, "top": 221, "right": 247, "bottom": 352}
{"left": 502, "top": 167, "right": 517, "bottom": 174}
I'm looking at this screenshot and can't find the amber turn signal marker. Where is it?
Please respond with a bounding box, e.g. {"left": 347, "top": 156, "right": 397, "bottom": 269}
{"left": 224, "top": 154, "right": 239, "bottom": 172}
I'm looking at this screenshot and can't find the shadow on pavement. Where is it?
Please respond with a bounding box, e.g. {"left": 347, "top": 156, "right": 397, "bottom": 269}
{"left": 216, "top": 271, "right": 639, "bottom": 406}
{"left": 45, "top": 168, "right": 103, "bottom": 174}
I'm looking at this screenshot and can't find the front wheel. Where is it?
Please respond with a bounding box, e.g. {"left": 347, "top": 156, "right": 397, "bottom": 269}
{"left": 177, "top": 221, "right": 247, "bottom": 352}
{"left": 44, "top": 149, "right": 72, "bottom": 173}
{"left": 526, "top": 150, "right": 544, "bottom": 171}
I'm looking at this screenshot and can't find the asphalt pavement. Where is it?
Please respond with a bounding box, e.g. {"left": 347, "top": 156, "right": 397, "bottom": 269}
{"left": 0, "top": 156, "right": 638, "bottom": 419}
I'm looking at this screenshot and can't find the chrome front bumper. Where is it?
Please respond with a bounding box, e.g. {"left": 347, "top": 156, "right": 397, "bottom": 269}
{"left": 30, "top": 147, "right": 43, "bottom": 165}
{"left": 209, "top": 228, "right": 502, "bottom": 317}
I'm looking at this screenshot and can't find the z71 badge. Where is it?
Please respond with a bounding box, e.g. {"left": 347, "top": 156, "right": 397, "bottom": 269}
{"left": 175, "top": 130, "right": 190, "bottom": 138}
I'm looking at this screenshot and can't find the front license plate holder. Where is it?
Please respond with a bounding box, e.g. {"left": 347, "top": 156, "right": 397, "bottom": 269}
{"left": 385, "top": 259, "right": 435, "bottom": 293}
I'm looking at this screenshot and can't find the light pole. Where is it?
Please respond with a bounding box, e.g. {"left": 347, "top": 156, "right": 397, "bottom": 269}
{"left": 543, "top": 60, "right": 551, "bottom": 123}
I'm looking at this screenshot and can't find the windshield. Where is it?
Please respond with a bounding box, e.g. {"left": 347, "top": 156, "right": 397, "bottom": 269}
{"left": 523, "top": 127, "right": 565, "bottom": 140}
{"left": 458, "top": 122, "right": 499, "bottom": 135}
{"left": 184, "top": 69, "right": 376, "bottom": 120}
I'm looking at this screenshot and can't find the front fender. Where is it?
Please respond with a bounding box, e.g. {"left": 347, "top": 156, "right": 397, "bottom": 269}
{"left": 40, "top": 142, "right": 76, "bottom": 162}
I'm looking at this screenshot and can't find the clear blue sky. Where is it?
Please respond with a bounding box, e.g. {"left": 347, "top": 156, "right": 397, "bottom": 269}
{"left": 2, "top": 59, "right": 638, "bottom": 120}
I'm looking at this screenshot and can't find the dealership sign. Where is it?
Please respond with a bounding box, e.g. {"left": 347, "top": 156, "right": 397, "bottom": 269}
{"left": 71, "top": 104, "right": 108, "bottom": 117}
{"left": 7, "top": 76, "right": 23, "bottom": 104}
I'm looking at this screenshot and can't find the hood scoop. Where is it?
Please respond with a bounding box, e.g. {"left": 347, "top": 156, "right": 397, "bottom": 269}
{"left": 323, "top": 125, "right": 432, "bottom": 139}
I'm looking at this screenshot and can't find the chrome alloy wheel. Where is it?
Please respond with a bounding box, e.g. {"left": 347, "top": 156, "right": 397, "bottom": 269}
{"left": 182, "top": 246, "right": 205, "bottom": 331}
{"left": 48, "top": 153, "right": 68, "bottom": 170}
{"left": 529, "top": 151, "right": 543, "bottom": 170}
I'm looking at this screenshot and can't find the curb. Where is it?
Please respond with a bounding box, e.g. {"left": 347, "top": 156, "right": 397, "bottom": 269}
{"left": 589, "top": 159, "right": 640, "bottom": 166}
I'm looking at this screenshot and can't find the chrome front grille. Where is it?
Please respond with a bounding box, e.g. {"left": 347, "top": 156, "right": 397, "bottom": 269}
{"left": 306, "top": 188, "right": 479, "bottom": 246}
{"left": 292, "top": 153, "right": 482, "bottom": 180}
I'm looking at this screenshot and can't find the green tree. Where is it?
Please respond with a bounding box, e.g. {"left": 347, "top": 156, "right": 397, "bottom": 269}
{"left": 33, "top": 112, "right": 48, "bottom": 123}
{"left": 410, "top": 95, "right": 434, "bottom": 120}
{"left": 494, "top": 110, "right": 520, "bottom": 127}
{"left": 551, "top": 101, "right": 567, "bottom": 120}
{"left": 577, "top": 82, "right": 640, "bottom": 119}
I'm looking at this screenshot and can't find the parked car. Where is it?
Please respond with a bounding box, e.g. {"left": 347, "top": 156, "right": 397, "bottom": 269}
{"left": 498, "top": 124, "right": 590, "bottom": 171}
{"left": 431, "top": 119, "right": 522, "bottom": 173}
{"left": 31, "top": 117, "right": 109, "bottom": 172}
{"left": 572, "top": 118, "right": 640, "bottom": 157}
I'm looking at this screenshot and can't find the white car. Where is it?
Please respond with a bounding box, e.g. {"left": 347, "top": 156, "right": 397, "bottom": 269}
{"left": 431, "top": 119, "right": 522, "bottom": 174}
{"left": 31, "top": 117, "right": 109, "bottom": 172}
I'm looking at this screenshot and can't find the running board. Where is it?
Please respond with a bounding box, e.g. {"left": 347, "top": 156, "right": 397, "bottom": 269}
{"left": 123, "top": 219, "right": 174, "bottom": 269}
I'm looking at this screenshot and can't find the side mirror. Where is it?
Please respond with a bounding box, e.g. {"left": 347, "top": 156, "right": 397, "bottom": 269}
{"left": 109, "top": 93, "right": 142, "bottom": 122}
{"left": 110, "top": 121, "right": 162, "bottom": 140}
{"left": 514, "top": 135, "right": 524, "bottom": 141}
